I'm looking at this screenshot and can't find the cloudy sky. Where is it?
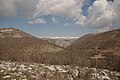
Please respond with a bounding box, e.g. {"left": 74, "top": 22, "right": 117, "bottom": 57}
{"left": 0, "top": 0, "right": 119, "bottom": 37}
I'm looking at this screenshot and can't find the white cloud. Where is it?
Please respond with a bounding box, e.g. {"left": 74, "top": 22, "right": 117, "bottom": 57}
{"left": 52, "top": 17, "right": 57, "bottom": 23}
{"left": 97, "top": 27, "right": 112, "bottom": 33}
{"left": 0, "top": 0, "right": 17, "bottom": 17}
{"left": 39, "top": 36, "right": 79, "bottom": 39}
{"left": 64, "top": 23, "right": 69, "bottom": 26}
{"left": 0, "top": 0, "right": 38, "bottom": 18}
{"left": 33, "top": 0, "right": 120, "bottom": 29}
{"left": 82, "top": 0, "right": 120, "bottom": 29}
{"left": 28, "top": 18, "right": 46, "bottom": 24}
{"left": 15, "top": 0, "right": 38, "bottom": 18}
{"left": 33, "top": 0, "right": 84, "bottom": 24}
{"left": 0, "top": 0, "right": 120, "bottom": 29}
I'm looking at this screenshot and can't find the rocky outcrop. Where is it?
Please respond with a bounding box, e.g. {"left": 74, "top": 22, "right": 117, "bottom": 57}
{"left": 0, "top": 61, "right": 120, "bottom": 80}
{"left": 42, "top": 37, "right": 78, "bottom": 47}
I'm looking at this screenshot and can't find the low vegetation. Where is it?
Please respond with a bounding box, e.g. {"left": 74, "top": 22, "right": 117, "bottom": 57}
{"left": 0, "top": 60, "right": 120, "bottom": 80}
{"left": 0, "top": 28, "right": 120, "bottom": 73}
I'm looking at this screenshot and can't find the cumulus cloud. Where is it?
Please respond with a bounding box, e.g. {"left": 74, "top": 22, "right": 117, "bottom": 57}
{"left": 0, "top": 0, "right": 120, "bottom": 29}
{"left": 0, "top": 0, "right": 17, "bottom": 17}
{"left": 33, "top": 0, "right": 84, "bottom": 24}
{"left": 52, "top": 17, "right": 57, "bottom": 23}
{"left": 83, "top": 0, "right": 120, "bottom": 29}
{"left": 0, "top": 0, "right": 38, "bottom": 18}
{"left": 97, "top": 27, "right": 113, "bottom": 32}
{"left": 28, "top": 18, "right": 46, "bottom": 24}
{"left": 15, "top": 0, "right": 38, "bottom": 18}
{"left": 32, "top": 0, "right": 120, "bottom": 29}
{"left": 64, "top": 23, "right": 69, "bottom": 26}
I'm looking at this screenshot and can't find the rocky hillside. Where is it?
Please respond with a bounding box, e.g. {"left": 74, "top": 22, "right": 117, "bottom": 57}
{"left": 62, "top": 29, "right": 120, "bottom": 71}
{"left": 0, "top": 28, "right": 62, "bottom": 61}
{"left": 66, "top": 29, "right": 120, "bottom": 54}
{"left": 0, "top": 28, "right": 32, "bottom": 38}
{"left": 0, "top": 60, "right": 120, "bottom": 80}
{"left": 0, "top": 28, "right": 120, "bottom": 72}
{"left": 42, "top": 37, "right": 78, "bottom": 48}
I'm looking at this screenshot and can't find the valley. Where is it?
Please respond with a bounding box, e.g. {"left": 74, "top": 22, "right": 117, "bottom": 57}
{"left": 0, "top": 28, "right": 120, "bottom": 80}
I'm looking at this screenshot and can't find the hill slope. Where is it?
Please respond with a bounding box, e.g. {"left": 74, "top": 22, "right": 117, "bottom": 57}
{"left": 0, "top": 28, "right": 120, "bottom": 71}
{"left": 63, "top": 29, "right": 120, "bottom": 71}
{"left": 66, "top": 29, "right": 120, "bottom": 55}
{"left": 0, "top": 28, "right": 62, "bottom": 62}
{"left": 0, "top": 28, "right": 33, "bottom": 38}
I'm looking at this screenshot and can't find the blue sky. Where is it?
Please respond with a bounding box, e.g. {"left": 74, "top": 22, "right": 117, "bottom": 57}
{"left": 0, "top": 15, "right": 96, "bottom": 37}
{"left": 0, "top": 0, "right": 119, "bottom": 37}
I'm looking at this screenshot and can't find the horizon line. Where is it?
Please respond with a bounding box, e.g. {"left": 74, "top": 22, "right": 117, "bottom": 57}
{"left": 39, "top": 36, "right": 80, "bottom": 39}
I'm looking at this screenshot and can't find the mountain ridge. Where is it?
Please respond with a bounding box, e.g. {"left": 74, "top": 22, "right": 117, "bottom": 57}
{"left": 0, "top": 28, "right": 62, "bottom": 62}
{"left": 66, "top": 29, "right": 120, "bottom": 53}
{"left": 0, "top": 28, "right": 33, "bottom": 38}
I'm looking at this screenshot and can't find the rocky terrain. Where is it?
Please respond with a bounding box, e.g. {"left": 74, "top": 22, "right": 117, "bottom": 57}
{"left": 0, "top": 28, "right": 120, "bottom": 75}
{"left": 0, "top": 28, "right": 62, "bottom": 54}
{"left": 0, "top": 60, "right": 120, "bottom": 80}
{"left": 0, "top": 28, "right": 63, "bottom": 64}
{"left": 64, "top": 29, "right": 120, "bottom": 71}
{"left": 0, "top": 28, "right": 32, "bottom": 38}
{"left": 66, "top": 29, "right": 120, "bottom": 53}
{"left": 42, "top": 37, "right": 78, "bottom": 47}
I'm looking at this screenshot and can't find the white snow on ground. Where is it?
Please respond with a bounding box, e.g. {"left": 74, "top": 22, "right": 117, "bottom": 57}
{"left": 0, "top": 60, "right": 120, "bottom": 80}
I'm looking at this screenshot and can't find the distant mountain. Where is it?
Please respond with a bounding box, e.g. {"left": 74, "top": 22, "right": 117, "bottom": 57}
{"left": 41, "top": 37, "right": 78, "bottom": 47}
{"left": 0, "top": 28, "right": 62, "bottom": 62}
